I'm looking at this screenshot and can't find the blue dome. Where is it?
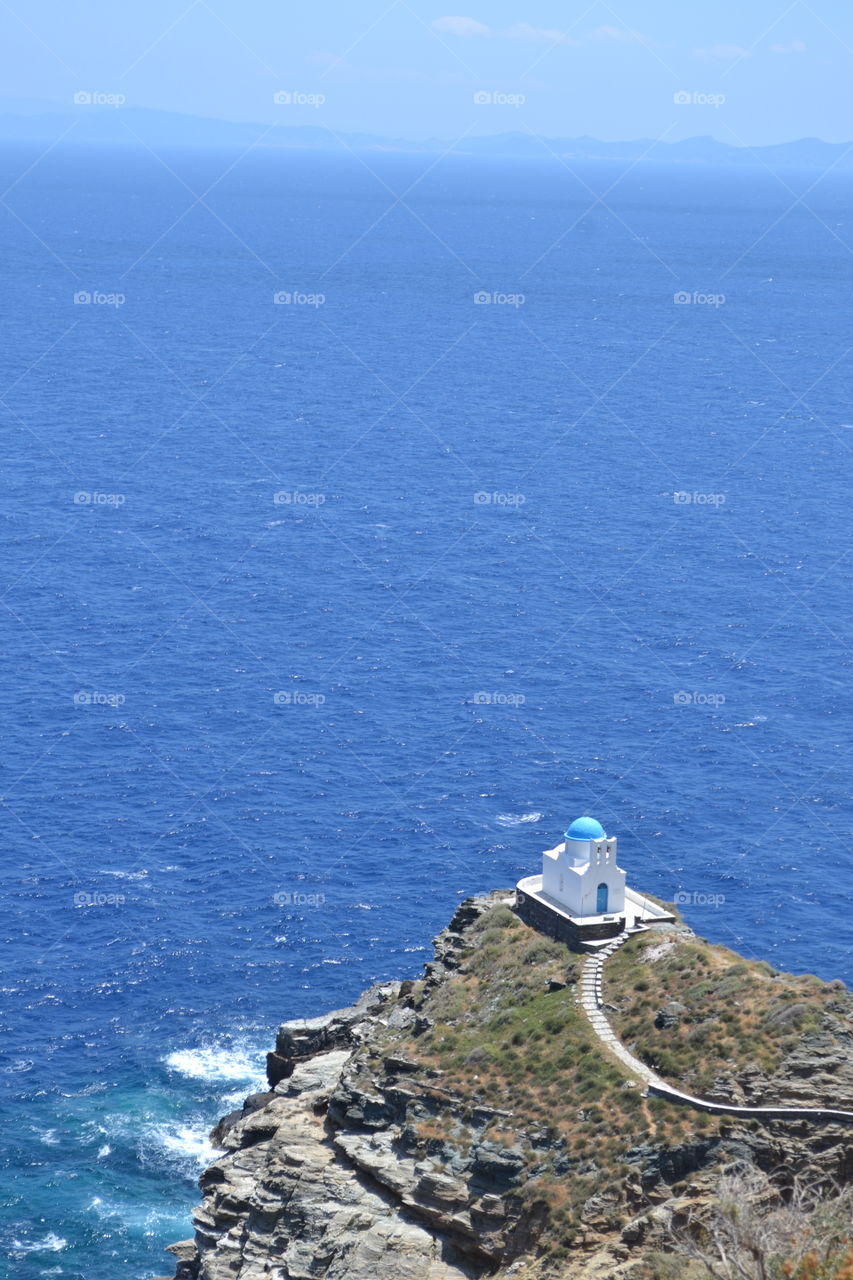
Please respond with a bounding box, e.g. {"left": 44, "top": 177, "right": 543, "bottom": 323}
{"left": 565, "top": 816, "right": 605, "bottom": 842}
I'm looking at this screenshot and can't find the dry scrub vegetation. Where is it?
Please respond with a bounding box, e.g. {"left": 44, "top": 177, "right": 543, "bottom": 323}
{"left": 606, "top": 930, "right": 851, "bottom": 1097}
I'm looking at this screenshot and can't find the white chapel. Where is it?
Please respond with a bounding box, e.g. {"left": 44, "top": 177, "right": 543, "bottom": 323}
{"left": 542, "top": 816, "right": 626, "bottom": 917}
{"left": 515, "top": 815, "right": 674, "bottom": 948}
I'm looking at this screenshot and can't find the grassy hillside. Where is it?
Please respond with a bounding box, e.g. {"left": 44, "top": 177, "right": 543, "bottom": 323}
{"left": 383, "top": 903, "right": 728, "bottom": 1257}
{"left": 362, "top": 897, "right": 851, "bottom": 1262}
{"left": 605, "top": 929, "right": 852, "bottom": 1098}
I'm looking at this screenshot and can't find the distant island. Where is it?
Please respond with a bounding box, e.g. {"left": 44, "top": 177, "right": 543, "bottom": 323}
{"left": 1, "top": 102, "right": 852, "bottom": 169}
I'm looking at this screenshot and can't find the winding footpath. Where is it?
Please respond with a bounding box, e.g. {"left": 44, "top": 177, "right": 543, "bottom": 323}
{"left": 579, "top": 930, "right": 853, "bottom": 1124}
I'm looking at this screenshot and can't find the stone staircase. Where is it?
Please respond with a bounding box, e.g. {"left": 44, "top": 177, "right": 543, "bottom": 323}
{"left": 578, "top": 925, "right": 662, "bottom": 1088}
{"left": 577, "top": 926, "right": 853, "bottom": 1122}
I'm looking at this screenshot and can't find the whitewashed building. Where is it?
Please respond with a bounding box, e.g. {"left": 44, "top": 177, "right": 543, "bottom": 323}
{"left": 516, "top": 816, "right": 674, "bottom": 949}
{"left": 541, "top": 816, "right": 626, "bottom": 917}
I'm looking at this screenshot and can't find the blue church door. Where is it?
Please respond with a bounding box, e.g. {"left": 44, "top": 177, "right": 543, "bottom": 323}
{"left": 596, "top": 883, "right": 608, "bottom": 913}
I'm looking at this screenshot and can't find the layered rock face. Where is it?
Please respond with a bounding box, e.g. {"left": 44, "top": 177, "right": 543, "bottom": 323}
{"left": 161, "top": 894, "right": 853, "bottom": 1280}
{"left": 169, "top": 982, "right": 487, "bottom": 1280}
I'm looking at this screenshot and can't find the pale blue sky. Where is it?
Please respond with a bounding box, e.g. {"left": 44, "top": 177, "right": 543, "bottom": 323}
{"left": 1, "top": 0, "right": 851, "bottom": 143}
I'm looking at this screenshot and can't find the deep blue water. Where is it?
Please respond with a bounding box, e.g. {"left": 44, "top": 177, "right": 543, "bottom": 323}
{"left": 1, "top": 142, "right": 852, "bottom": 1278}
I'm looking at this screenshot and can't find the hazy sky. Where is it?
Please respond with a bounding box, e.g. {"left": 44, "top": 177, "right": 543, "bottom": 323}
{"left": 2, "top": 0, "right": 852, "bottom": 143}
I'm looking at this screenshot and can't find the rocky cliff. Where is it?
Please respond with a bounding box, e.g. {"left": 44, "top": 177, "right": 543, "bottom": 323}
{"left": 157, "top": 892, "right": 853, "bottom": 1280}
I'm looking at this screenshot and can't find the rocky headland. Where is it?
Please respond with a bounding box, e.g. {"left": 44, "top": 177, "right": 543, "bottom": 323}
{"left": 156, "top": 892, "right": 853, "bottom": 1280}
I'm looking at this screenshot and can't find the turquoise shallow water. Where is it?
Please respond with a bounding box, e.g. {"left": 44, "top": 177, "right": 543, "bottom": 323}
{"left": 0, "top": 142, "right": 851, "bottom": 1278}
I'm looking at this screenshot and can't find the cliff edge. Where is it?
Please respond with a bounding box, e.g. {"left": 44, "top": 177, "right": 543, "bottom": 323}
{"left": 158, "top": 892, "right": 853, "bottom": 1280}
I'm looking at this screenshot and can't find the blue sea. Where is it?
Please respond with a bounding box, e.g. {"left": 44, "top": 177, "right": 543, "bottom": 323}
{"left": 1, "top": 140, "right": 852, "bottom": 1278}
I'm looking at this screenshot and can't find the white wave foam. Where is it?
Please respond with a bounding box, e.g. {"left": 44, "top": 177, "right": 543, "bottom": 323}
{"left": 221, "top": 1086, "right": 254, "bottom": 1108}
{"left": 87, "top": 1194, "right": 189, "bottom": 1232}
{"left": 155, "top": 1123, "right": 216, "bottom": 1166}
{"left": 495, "top": 811, "right": 543, "bottom": 828}
{"left": 12, "top": 1233, "right": 67, "bottom": 1254}
{"left": 165, "top": 1043, "right": 265, "bottom": 1084}
{"left": 96, "top": 868, "right": 149, "bottom": 880}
